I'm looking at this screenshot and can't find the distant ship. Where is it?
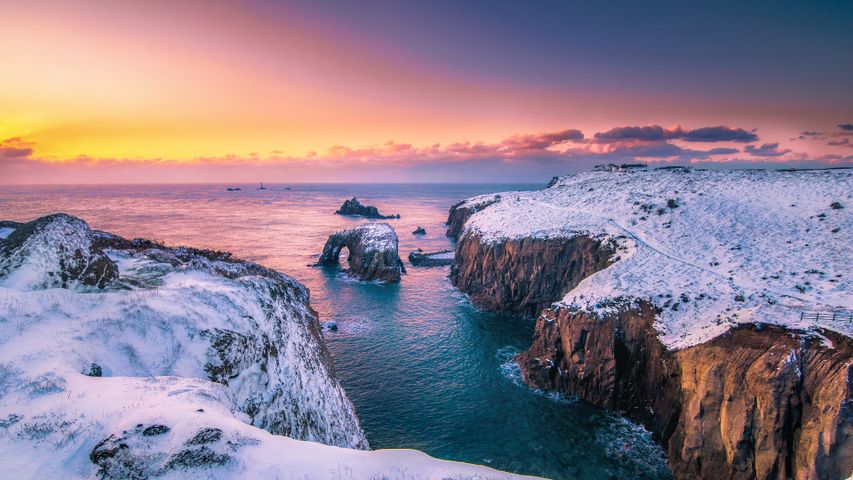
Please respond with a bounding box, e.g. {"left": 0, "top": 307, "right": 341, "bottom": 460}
{"left": 226, "top": 186, "right": 242, "bottom": 191}
{"left": 258, "top": 183, "right": 267, "bottom": 190}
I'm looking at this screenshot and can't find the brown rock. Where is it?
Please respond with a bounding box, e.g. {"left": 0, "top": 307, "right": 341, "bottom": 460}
{"left": 450, "top": 233, "right": 615, "bottom": 316}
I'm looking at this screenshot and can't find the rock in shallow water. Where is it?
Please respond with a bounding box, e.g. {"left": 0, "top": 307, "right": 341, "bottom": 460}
{"left": 408, "top": 248, "right": 454, "bottom": 267}
{"left": 318, "top": 223, "right": 406, "bottom": 282}
{"left": 335, "top": 197, "right": 399, "bottom": 219}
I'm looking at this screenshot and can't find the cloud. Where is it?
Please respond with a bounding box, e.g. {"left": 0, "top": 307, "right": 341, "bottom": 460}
{"left": 680, "top": 126, "right": 758, "bottom": 143}
{"left": 838, "top": 124, "right": 853, "bottom": 131}
{"left": 828, "top": 138, "right": 851, "bottom": 147}
{"left": 594, "top": 125, "right": 758, "bottom": 143}
{"left": 594, "top": 125, "right": 679, "bottom": 142}
{"left": 500, "top": 128, "right": 584, "bottom": 150}
{"left": 5, "top": 125, "right": 849, "bottom": 185}
{"left": 0, "top": 137, "right": 34, "bottom": 158}
{"left": 744, "top": 142, "right": 791, "bottom": 157}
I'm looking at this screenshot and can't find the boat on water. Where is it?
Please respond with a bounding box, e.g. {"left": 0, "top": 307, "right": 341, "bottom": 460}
{"left": 226, "top": 186, "right": 242, "bottom": 191}
{"left": 258, "top": 183, "right": 267, "bottom": 190}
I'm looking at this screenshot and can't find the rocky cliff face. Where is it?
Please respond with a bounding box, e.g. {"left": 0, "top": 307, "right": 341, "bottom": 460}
{"left": 318, "top": 223, "right": 406, "bottom": 282}
{"left": 450, "top": 233, "right": 615, "bottom": 316}
{"left": 517, "top": 303, "right": 853, "bottom": 480}
{"left": 449, "top": 204, "right": 853, "bottom": 480}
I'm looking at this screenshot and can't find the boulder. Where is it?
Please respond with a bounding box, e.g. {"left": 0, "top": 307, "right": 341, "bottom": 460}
{"left": 318, "top": 223, "right": 405, "bottom": 282}
{"left": 335, "top": 197, "right": 399, "bottom": 219}
{"left": 0, "top": 213, "right": 118, "bottom": 289}
{"left": 412, "top": 226, "right": 426, "bottom": 235}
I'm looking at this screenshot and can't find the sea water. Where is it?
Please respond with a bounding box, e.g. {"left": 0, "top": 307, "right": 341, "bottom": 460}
{"left": 0, "top": 183, "right": 670, "bottom": 480}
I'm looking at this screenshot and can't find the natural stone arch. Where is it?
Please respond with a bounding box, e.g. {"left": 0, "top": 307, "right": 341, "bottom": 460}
{"left": 318, "top": 223, "right": 405, "bottom": 283}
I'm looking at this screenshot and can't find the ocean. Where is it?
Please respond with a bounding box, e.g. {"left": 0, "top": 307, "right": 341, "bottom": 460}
{"left": 0, "top": 183, "right": 670, "bottom": 480}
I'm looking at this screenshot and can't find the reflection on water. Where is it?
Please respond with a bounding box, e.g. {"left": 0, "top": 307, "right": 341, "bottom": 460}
{"left": 0, "top": 183, "right": 670, "bottom": 480}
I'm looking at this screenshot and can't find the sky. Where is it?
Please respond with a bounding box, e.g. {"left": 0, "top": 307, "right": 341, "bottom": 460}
{"left": 1, "top": 0, "right": 852, "bottom": 184}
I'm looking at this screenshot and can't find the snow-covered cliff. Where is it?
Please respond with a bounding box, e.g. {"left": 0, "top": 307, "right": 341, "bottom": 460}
{"left": 458, "top": 168, "right": 852, "bottom": 348}
{"left": 449, "top": 168, "right": 853, "bottom": 480}
{"left": 0, "top": 214, "right": 533, "bottom": 480}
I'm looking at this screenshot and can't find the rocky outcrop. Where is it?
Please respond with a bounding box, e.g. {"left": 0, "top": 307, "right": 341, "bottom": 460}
{"left": 517, "top": 303, "right": 853, "bottom": 480}
{"left": 318, "top": 223, "right": 405, "bottom": 282}
{"left": 450, "top": 233, "right": 615, "bottom": 316}
{"left": 447, "top": 201, "right": 853, "bottom": 479}
{"left": 446, "top": 195, "right": 500, "bottom": 240}
{"left": 412, "top": 226, "right": 426, "bottom": 235}
{"left": 408, "top": 249, "right": 454, "bottom": 267}
{"left": 335, "top": 197, "right": 399, "bottom": 219}
{"left": 0, "top": 213, "right": 118, "bottom": 289}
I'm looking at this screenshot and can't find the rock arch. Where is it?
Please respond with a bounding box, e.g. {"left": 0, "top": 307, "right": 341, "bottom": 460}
{"left": 318, "top": 223, "right": 405, "bottom": 282}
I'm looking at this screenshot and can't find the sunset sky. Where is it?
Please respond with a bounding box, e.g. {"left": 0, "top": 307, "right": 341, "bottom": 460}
{"left": 2, "top": 0, "right": 852, "bottom": 183}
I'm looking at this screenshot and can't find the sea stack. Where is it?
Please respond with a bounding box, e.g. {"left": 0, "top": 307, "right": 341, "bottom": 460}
{"left": 318, "top": 223, "right": 406, "bottom": 282}
{"left": 335, "top": 197, "right": 400, "bottom": 219}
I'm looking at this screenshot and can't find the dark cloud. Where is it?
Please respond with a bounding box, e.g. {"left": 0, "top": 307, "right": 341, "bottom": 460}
{"left": 594, "top": 125, "right": 758, "bottom": 143}
{"left": 744, "top": 142, "right": 791, "bottom": 157}
{"left": 0, "top": 137, "right": 34, "bottom": 158}
{"left": 680, "top": 126, "right": 758, "bottom": 143}
{"left": 828, "top": 138, "right": 851, "bottom": 147}
{"left": 500, "top": 129, "right": 584, "bottom": 150}
{"left": 838, "top": 124, "right": 853, "bottom": 131}
{"left": 594, "top": 125, "right": 678, "bottom": 141}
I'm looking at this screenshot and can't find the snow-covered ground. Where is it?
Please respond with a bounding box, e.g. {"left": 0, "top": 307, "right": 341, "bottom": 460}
{"left": 0, "top": 214, "right": 535, "bottom": 479}
{"left": 460, "top": 168, "right": 852, "bottom": 349}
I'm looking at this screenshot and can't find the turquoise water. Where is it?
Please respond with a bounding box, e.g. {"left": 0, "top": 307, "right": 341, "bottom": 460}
{"left": 0, "top": 183, "right": 670, "bottom": 479}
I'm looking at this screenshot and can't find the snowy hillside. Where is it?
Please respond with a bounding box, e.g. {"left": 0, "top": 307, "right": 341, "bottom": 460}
{"left": 0, "top": 214, "right": 534, "bottom": 480}
{"left": 459, "top": 168, "right": 852, "bottom": 349}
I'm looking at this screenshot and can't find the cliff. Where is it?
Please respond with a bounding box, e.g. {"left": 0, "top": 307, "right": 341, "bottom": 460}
{"left": 450, "top": 233, "right": 615, "bottom": 316}
{"left": 517, "top": 303, "right": 853, "bottom": 480}
{"left": 0, "top": 214, "right": 533, "bottom": 480}
{"left": 448, "top": 169, "right": 853, "bottom": 480}
{"left": 446, "top": 194, "right": 501, "bottom": 240}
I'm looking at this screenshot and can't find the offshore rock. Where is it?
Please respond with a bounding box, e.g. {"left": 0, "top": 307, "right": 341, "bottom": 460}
{"left": 408, "top": 249, "right": 454, "bottom": 267}
{"left": 335, "top": 197, "right": 399, "bottom": 219}
{"left": 318, "top": 223, "right": 406, "bottom": 282}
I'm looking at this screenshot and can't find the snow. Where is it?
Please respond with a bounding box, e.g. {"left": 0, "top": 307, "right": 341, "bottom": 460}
{"left": 0, "top": 216, "right": 535, "bottom": 479}
{"left": 0, "top": 227, "right": 14, "bottom": 239}
{"left": 344, "top": 222, "right": 399, "bottom": 252}
{"left": 460, "top": 169, "right": 853, "bottom": 349}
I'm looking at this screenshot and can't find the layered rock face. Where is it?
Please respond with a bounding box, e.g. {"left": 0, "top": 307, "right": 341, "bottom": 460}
{"left": 318, "top": 223, "right": 406, "bottom": 282}
{"left": 517, "top": 304, "right": 853, "bottom": 480}
{"left": 450, "top": 233, "right": 615, "bottom": 316}
{"left": 335, "top": 197, "right": 400, "bottom": 219}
